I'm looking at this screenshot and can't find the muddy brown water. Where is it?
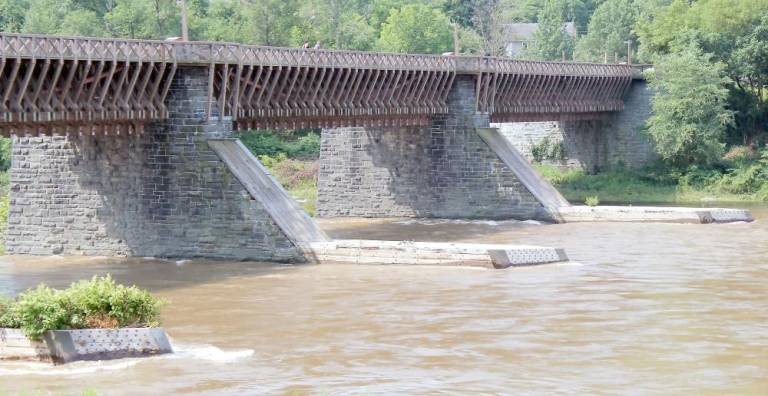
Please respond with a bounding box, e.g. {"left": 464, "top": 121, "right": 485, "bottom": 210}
{"left": 1, "top": 206, "right": 767, "bottom": 395}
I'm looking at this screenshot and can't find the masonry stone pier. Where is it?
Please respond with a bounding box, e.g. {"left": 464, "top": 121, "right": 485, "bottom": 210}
{"left": 318, "top": 76, "right": 550, "bottom": 220}
{"left": 317, "top": 77, "right": 659, "bottom": 220}
{"left": 6, "top": 67, "right": 301, "bottom": 259}
{"left": 494, "top": 80, "right": 657, "bottom": 172}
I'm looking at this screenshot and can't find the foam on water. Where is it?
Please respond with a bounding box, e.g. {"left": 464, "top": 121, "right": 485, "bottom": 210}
{"left": 0, "top": 359, "right": 141, "bottom": 376}
{"left": 392, "top": 218, "right": 538, "bottom": 227}
{"left": 0, "top": 341, "right": 254, "bottom": 375}
{"left": 169, "top": 342, "right": 255, "bottom": 363}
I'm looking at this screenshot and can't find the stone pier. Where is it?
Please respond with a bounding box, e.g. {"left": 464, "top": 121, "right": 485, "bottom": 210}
{"left": 6, "top": 68, "right": 301, "bottom": 260}
{"left": 317, "top": 76, "right": 551, "bottom": 221}
{"left": 494, "top": 80, "right": 657, "bottom": 172}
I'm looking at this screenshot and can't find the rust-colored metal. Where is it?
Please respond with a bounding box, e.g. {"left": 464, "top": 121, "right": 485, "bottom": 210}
{"left": 1, "top": 33, "right": 635, "bottom": 135}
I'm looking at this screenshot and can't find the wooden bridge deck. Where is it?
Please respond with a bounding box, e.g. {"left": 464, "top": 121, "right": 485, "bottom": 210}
{"left": 0, "top": 33, "right": 634, "bottom": 135}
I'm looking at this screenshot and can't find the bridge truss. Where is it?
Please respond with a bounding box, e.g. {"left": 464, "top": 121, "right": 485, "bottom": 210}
{"left": 0, "top": 33, "right": 633, "bottom": 136}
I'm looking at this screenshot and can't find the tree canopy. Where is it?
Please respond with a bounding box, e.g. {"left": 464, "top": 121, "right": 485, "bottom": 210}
{"left": 376, "top": 4, "right": 452, "bottom": 53}
{"left": 645, "top": 44, "right": 733, "bottom": 167}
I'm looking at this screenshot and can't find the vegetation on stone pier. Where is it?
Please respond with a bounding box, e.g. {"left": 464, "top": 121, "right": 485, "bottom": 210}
{"left": 0, "top": 275, "right": 167, "bottom": 340}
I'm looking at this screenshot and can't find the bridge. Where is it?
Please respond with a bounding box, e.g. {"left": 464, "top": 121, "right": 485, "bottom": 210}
{"left": 1, "top": 33, "right": 632, "bottom": 134}
{"left": 0, "top": 33, "right": 647, "bottom": 260}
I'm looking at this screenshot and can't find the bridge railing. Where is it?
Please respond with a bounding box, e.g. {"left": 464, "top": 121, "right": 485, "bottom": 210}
{"left": 1, "top": 33, "right": 631, "bottom": 77}
{"left": 0, "top": 33, "right": 456, "bottom": 71}
{"left": 455, "top": 56, "right": 632, "bottom": 77}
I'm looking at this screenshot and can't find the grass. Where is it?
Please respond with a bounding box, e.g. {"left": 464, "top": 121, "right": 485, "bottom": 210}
{"left": 0, "top": 171, "right": 8, "bottom": 254}
{"left": 259, "top": 155, "right": 319, "bottom": 216}
{"left": 534, "top": 163, "right": 765, "bottom": 205}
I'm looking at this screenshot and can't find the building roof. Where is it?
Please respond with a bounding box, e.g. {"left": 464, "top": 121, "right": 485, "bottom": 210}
{"left": 503, "top": 22, "right": 577, "bottom": 42}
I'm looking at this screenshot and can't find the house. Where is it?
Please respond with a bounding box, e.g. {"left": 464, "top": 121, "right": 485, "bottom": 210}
{"left": 503, "top": 22, "right": 577, "bottom": 57}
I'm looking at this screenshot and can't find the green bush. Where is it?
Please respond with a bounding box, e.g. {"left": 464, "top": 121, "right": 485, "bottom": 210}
{"left": 0, "top": 295, "right": 19, "bottom": 328}
{"left": 585, "top": 196, "right": 600, "bottom": 206}
{"left": 237, "top": 130, "right": 320, "bottom": 159}
{"left": 0, "top": 137, "right": 10, "bottom": 172}
{"left": 0, "top": 275, "right": 167, "bottom": 340}
{"left": 0, "top": 194, "right": 8, "bottom": 255}
{"left": 530, "top": 137, "right": 567, "bottom": 163}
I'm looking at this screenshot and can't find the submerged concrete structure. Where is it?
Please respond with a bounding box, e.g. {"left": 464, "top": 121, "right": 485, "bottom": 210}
{"left": 0, "top": 327, "right": 172, "bottom": 364}
{"left": 3, "top": 32, "right": 727, "bottom": 262}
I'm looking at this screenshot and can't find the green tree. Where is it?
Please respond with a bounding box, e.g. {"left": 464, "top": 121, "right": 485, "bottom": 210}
{"left": 528, "top": 0, "right": 574, "bottom": 60}
{"left": 470, "top": 0, "right": 509, "bottom": 56}
{"left": 636, "top": 0, "right": 768, "bottom": 144}
{"left": 246, "top": 0, "right": 299, "bottom": 46}
{"left": 21, "top": 0, "right": 70, "bottom": 34}
{"left": 59, "top": 9, "right": 107, "bottom": 37}
{"left": 204, "top": 0, "right": 250, "bottom": 43}
{"left": 376, "top": 4, "right": 452, "bottom": 54}
{"left": 104, "top": 0, "right": 154, "bottom": 39}
{"left": 574, "top": 0, "right": 637, "bottom": 62}
{"left": 0, "top": 0, "right": 29, "bottom": 32}
{"left": 507, "top": 0, "right": 543, "bottom": 22}
{"left": 645, "top": 44, "right": 734, "bottom": 167}
{"left": 367, "top": 0, "right": 412, "bottom": 32}
{"left": 726, "top": 15, "right": 768, "bottom": 144}
{"left": 293, "top": 0, "right": 374, "bottom": 49}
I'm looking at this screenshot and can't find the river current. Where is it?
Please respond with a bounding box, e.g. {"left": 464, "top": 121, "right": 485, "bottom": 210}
{"left": 1, "top": 205, "right": 767, "bottom": 395}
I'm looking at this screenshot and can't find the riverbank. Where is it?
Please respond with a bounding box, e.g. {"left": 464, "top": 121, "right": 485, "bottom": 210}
{"left": 266, "top": 159, "right": 768, "bottom": 212}
{"left": 534, "top": 163, "right": 768, "bottom": 206}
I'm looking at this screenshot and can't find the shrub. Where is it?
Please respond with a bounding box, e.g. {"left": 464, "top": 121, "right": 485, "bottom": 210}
{"left": 530, "top": 137, "right": 567, "bottom": 163}
{"left": 237, "top": 130, "right": 320, "bottom": 159}
{"left": 585, "top": 196, "right": 600, "bottom": 206}
{"left": 0, "top": 194, "right": 7, "bottom": 255}
{"left": 0, "top": 275, "right": 167, "bottom": 340}
{"left": 0, "top": 295, "right": 20, "bottom": 328}
{"left": 259, "top": 155, "right": 319, "bottom": 216}
{"left": 0, "top": 137, "right": 10, "bottom": 172}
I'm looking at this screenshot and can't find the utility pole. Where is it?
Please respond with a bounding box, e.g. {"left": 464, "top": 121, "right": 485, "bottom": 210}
{"left": 178, "top": 0, "right": 189, "bottom": 41}
{"left": 453, "top": 23, "right": 460, "bottom": 55}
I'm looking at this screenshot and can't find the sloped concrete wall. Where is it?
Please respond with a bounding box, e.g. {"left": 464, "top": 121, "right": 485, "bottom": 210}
{"left": 6, "top": 68, "right": 301, "bottom": 261}
{"left": 317, "top": 76, "right": 547, "bottom": 220}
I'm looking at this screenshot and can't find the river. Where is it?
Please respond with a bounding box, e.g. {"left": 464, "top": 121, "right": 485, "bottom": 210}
{"left": 1, "top": 205, "right": 767, "bottom": 395}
